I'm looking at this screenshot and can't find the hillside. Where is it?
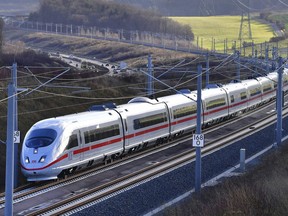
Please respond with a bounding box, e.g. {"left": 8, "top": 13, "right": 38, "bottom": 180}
{"left": 28, "top": 0, "right": 193, "bottom": 39}
{"left": 114, "top": 0, "right": 285, "bottom": 16}
{"left": 1, "top": 0, "right": 287, "bottom": 17}
{"left": 0, "top": 28, "right": 204, "bottom": 191}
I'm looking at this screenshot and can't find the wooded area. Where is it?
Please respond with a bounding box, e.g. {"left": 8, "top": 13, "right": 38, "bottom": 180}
{"left": 28, "top": 0, "right": 194, "bottom": 39}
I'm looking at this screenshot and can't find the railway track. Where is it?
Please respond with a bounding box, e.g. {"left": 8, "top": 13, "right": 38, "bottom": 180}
{"left": 0, "top": 96, "right": 286, "bottom": 215}
{"left": 24, "top": 98, "right": 288, "bottom": 215}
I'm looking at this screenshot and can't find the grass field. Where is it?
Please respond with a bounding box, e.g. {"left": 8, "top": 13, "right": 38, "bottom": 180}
{"left": 170, "top": 16, "right": 275, "bottom": 51}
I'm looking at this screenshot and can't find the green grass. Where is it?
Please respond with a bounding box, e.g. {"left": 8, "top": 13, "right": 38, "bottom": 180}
{"left": 170, "top": 16, "right": 275, "bottom": 50}
{"left": 163, "top": 143, "right": 288, "bottom": 215}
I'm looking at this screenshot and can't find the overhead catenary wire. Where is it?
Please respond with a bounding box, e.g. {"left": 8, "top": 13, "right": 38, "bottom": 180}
{"left": 24, "top": 67, "right": 70, "bottom": 96}
{"left": 0, "top": 50, "right": 271, "bottom": 116}
{"left": 232, "top": 0, "right": 281, "bottom": 12}
{"left": 278, "top": 0, "right": 288, "bottom": 8}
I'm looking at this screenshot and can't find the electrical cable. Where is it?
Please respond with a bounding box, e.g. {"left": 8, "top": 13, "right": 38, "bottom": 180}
{"left": 279, "top": 0, "right": 288, "bottom": 7}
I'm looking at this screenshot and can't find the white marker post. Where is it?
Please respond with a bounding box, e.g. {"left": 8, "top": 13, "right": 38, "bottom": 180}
{"left": 193, "top": 134, "right": 204, "bottom": 148}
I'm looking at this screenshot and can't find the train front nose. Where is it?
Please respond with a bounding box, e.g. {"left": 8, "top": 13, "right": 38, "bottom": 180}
{"left": 21, "top": 128, "right": 59, "bottom": 181}
{"left": 21, "top": 153, "right": 58, "bottom": 181}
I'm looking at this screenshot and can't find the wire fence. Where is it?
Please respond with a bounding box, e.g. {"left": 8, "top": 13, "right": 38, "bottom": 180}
{"left": 7, "top": 19, "right": 287, "bottom": 58}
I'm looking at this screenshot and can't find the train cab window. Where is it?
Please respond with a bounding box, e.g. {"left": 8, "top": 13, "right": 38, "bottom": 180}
{"left": 230, "top": 95, "right": 235, "bottom": 103}
{"left": 67, "top": 134, "right": 78, "bottom": 149}
{"left": 25, "top": 129, "right": 57, "bottom": 148}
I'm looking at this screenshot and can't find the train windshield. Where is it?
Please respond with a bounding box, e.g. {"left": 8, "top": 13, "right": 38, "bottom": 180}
{"left": 25, "top": 129, "right": 57, "bottom": 148}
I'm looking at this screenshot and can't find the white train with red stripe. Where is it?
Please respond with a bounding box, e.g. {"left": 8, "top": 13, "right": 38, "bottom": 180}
{"left": 21, "top": 69, "right": 288, "bottom": 181}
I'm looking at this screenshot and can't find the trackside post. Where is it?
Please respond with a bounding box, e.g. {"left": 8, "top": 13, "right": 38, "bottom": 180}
{"left": 276, "top": 57, "right": 283, "bottom": 147}
{"left": 5, "top": 83, "right": 16, "bottom": 216}
{"left": 195, "top": 64, "right": 203, "bottom": 193}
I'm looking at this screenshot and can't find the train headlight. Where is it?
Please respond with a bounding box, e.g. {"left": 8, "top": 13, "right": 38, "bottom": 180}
{"left": 25, "top": 157, "right": 30, "bottom": 164}
{"left": 39, "top": 155, "right": 46, "bottom": 163}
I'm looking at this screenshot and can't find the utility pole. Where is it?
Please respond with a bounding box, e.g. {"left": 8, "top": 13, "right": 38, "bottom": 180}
{"left": 235, "top": 50, "right": 241, "bottom": 81}
{"left": 194, "top": 64, "right": 203, "bottom": 193}
{"left": 5, "top": 82, "right": 16, "bottom": 215}
{"left": 147, "top": 54, "right": 154, "bottom": 97}
{"left": 276, "top": 57, "right": 283, "bottom": 147}
{"left": 265, "top": 46, "right": 270, "bottom": 72}
{"left": 206, "top": 53, "right": 210, "bottom": 87}
{"left": 12, "top": 63, "right": 19, "bottom": 188}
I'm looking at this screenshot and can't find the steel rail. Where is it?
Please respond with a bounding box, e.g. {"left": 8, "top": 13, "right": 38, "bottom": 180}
{"left": 0, "top": 96, "right": 284, "bottom": 209}
{"left": 26, "top": 102, "right": 288, "bottom": 216}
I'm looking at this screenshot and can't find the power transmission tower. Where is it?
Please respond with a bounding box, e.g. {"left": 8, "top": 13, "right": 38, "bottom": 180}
{"left": 238, "top": 0, "right": 252, "bottom": 41}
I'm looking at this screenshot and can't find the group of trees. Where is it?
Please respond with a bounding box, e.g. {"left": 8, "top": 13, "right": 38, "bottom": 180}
{"left": 28, "top": 0, "right": 194, "bottom": 39}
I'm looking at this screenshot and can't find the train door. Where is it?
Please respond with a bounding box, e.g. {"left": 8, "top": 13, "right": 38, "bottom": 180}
{"left": 67, "top": 130, "right": 83, "bottom": 162}
{"left": 122, "top": 115, "right": 129, "bottom": 148}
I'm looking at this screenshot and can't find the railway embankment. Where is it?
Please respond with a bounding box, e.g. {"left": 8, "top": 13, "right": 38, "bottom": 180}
{"left": 70, "top": 114, "right": 288, "bottom": 216}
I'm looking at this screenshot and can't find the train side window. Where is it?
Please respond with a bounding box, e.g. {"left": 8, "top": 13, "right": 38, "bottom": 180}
{"left": 173, "top": 105, "right": 196, "bottom": 119}
{"left": 84, "top": 131, "right": 90, "bottom": 143}
{"left": 263, "top": 84, "right": 272, "bottom": 92}
{"left": 133, "top": 113, "right": 167, "bottom": 130}
{"left": 240, "top": 92, "right": 247, "bottom": 100}
{"left": 250, "top": 87, "right": 261, "bottom": 97}
{"left": 230, "top": 95, "right": 235, "bottom": 103}
{"left": 84, "top": 124, "right": 120, "bottom": 144}
{"left": 206, "top": 98, "right": 226, "bottom": 110}
{"left": 67, "top": 134, "right": 78, "bottom": 149}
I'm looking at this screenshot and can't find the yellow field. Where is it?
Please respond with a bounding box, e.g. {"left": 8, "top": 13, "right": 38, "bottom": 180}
{"left": 170, "top": 16, "right": 275, "bottom": 50}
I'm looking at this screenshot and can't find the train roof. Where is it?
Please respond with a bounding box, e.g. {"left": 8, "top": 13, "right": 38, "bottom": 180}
{"left": 222, "top": 82, "right": 246, "bottom": 92}
{"left": 157, "top": 92, "right": 197, "bottom": 106}
{"left": 201, "top": 87, "right": 226, "bottom": 99}
{"left": 116, "top": 97, "right": 167, "bottom": 115}
{"left": 240, "top": 78, "right": 261, "bottom": 87}
{"left": 31, "top": 110, "right": 120, "bottom": 131}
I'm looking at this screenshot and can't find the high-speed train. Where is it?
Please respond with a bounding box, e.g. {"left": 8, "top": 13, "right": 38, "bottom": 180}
{"left": 21, "top": 69, "right": 288, "bottom": 181}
